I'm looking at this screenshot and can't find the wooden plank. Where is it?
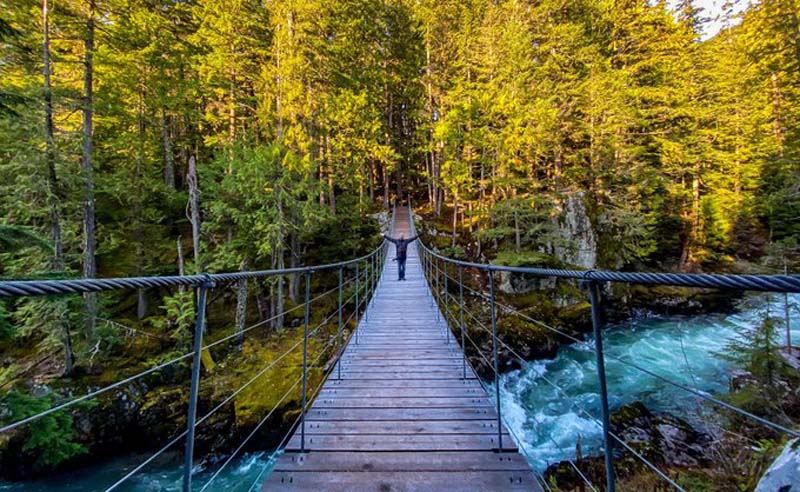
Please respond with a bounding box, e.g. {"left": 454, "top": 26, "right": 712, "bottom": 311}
{"left": 313, "top": 397, "right": 492, "bottom": 408}
{"left": 318, "top": 387, "right": 483, "bottom": 398}
{"left": 303, "top": 420, "right": 501, "bottom": 435}
{"left": 305, "top": 407, "right": 496, "bottom": 421}
{"left": 263, "top": 471, "right": 539, "bottom": 491}
{"left": 272, "top": 451, "right": 531, "bottom": 472}
{"left": 286, "top": 433, "right": 515, "bottom": 451}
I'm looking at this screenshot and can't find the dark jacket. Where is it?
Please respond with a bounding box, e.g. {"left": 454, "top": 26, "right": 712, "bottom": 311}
{"left": 385, "top": 234, "right": 419, "bottom": 260}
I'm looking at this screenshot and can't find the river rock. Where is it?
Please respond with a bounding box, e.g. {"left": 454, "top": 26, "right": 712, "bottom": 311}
{"left": 756, "top": 438, "right": 800, "bottom": 492}
{"left": 544, "top": 401, "right": 711, "bottom": 488}
{"left": 611, "top": 401, "right": 711, "bottom": 468}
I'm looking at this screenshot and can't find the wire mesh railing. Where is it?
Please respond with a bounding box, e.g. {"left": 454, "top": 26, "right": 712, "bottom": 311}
{"left": 409, "top": 202, "right": 800, "bottom": 492}
{"left": 0, "top": 240, "right": 389, "bottom": 492}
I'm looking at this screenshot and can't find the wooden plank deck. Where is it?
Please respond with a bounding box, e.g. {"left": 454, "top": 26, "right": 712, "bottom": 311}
{"left": 263, "top": 207, "right": 542, "bottom": 491}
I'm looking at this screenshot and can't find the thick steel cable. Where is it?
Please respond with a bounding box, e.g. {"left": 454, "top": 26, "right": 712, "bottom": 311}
{"left": 105, "top": 315, "right": 348, "bottom": 492}
{"left": 204, "top": 276, "right": 357, "bottom": 352}
{"left": 460, "top": 300, "right": 662, "bottom": 492}
{"left": 105, "top": 334, "right": 308, "bottom": 491}
{"left": 439, "top": 290, "right": 598, "bottom": 491}
{"left": 201, "top": 329, "right": 345, "bottom": 491}
{"left": 0, "top": 278, "right": 357, "bottom": 435}
{"left": 534, "top": 365, "right": 687, "bottom": 492}
{"left": 475, "top": 296, "right": 800, "bottom": 439}
{"left": 0, "top": 243, "right": 387, "bottom": 297}
{"left": 0, "top": 351, "right": 192, "bottom": 435}
{"left": 415, "top": 241, "right": 800, "bottom": 293}
{"left": 198, "top": 375, "right": 303, "bottom": 492}
{"left": 244, "top": 298, "right": 365, "bottom": 492}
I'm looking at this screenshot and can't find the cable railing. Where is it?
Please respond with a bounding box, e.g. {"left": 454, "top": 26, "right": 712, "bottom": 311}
{"left": 0, "top": 240, "right": 389, "bottom": 492}
{"left": 408, "top": 201, "right": 800, "bottom": 492}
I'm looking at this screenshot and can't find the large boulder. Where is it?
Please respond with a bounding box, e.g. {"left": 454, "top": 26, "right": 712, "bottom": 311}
{"left": 756, "top": 439, "right": 800, "bottom": 492}
{"left": 550, "top": 191, "right": 597, "bottom": 269}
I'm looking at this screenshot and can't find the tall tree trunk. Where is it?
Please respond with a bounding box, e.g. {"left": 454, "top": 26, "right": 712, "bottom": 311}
{"left": 44, "top": 0, "right": 73, "bottom": 376}
{"left": 42, "top": 0, "right": 63, "bottom": 270}
{"left": 176, "top": 235, "right": 185, "bottom": 293}
{"left": 162, "top": 111, "right": 175, "bottom": 189}
{"left": 136, "top": 77, "right": 147, "bottom": 320}
{"left": 452, "top": 192, "right": 458, "bottom": 248}
{"left": 82, "top": 0, "right": 97, "bottom": 339}
{"left": 383, "top": 164, "right": 390, "bottom": 209}
{"left": 187, "top": 155, "right": 202, "bottom": 273}
{"left": 289, "top": 231, "right": 300, "bottom": 303}
{"left": 275, "top": 192, "right": 285, "bottom": 329}
{"left": 235, "top": 261, "right": 248, "bottom": 349}
{"left": 326, "top": 135, "right": 336, "bottom": 215}
{"left": 771, "top": 72, "right": 785, "bottom": 156}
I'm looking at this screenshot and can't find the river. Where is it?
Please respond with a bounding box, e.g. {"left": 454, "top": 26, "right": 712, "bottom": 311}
{"left": 499, "top": 293, "right": 800, "bottom": 471}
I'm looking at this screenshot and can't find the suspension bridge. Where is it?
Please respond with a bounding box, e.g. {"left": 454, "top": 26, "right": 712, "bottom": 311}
{"left": 1, "top": 203, "right": 799, "bottom": 492}
{"left": 264, "top": 207, "right": 540, "bottom": 491}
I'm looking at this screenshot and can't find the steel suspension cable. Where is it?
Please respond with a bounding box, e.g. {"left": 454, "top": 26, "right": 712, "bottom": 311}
{"left": 243, "top": 295, "right": 366, "bottom": 492}
{"left": 483, "top": 295, "right": 800, "bottom": 439}
{"left": 0, "top": 277, "right": 358, "bottom": 436}
{"left": 104, "top": 290, "right": 361, "bottom": 491}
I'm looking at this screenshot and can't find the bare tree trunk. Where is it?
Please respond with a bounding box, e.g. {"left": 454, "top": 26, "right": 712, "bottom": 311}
{"left": 289, "top": 231, "right": 300, "bottom": 303}
{"left": 177, "top": 237, "right": 185, "bottom": 277}
{"left": 771, "top": 72, "right": 785, "bottom": 156}
{"left": 383, "top": 164, "right": 390, "bottom": 209}
{"left": 275, "top": 193, "right": 285, "bottom": 329}
{"left": 235, "top": 262, "right": 248, "bottom": 349}
{"left": 187, "top": 155, "right": 202, "bottom": 273}
{"left": 326, "top": 135, "right": 336, "bottom": 215}
{"left": 514, "top": 209, "right": 521, "bottom": 253}
{"left": 162, "top": 111, "right": 175, "bottom": 189}
{"left": 82, "top": 0, "right": 97, "bottom": 339}
{"left": 44, "top": 0, "right": 73, "bottom": 375}
{"left": 451, "top": 193, "right": 458, "bottom": 248}
{"left": 43, "top": 0, "right": 63, "bottom": 270}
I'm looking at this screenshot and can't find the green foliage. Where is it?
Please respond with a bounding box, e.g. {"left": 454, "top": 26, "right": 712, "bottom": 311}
{"left": 1, "top": 390, "right": 87, "bottom": 467}
{"left": 492, "top": 250, "right": 564, "bottom": 269}
{"left": 153, "top": 291, "right": 195, "bottom": 341}
{"left": 0, "top": 300, "right": 13, "bottom": 340}
{"left": 723, "top": 308, "right": 788, "bottom": 390}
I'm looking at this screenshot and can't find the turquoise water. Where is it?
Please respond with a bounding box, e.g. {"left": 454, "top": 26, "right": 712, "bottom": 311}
{"left": 0, "top": 451, "right": 275, "bottom": 491}
{"left": 498, "top": 294, "right": 800, "bottom": 471}
{"left": 2, "top": 294, "right": 797, "bottom": 489}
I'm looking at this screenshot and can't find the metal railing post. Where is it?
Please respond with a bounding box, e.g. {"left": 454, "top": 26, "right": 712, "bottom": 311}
{"left": 183, "top": 274, "right": 214, "bottom": 492}
{"left": 488, "top": 270, "right": 502, "bottom": 450}
{"left": 365, "top": 259, "right": 370, "bottom": 322}
{"left": 355, "top": 263, "right": 360, "bottom": 345}
{"left": 300, "top": 270, "right": 311, "bottom": 452}
{"left": 459, "top": 266, "right": 466, "bottom": 379}
{"left": 337, "top": 267, "right": 344, "bottom": 380}
{"left": 444, "top": 262, "right": 449, "bottom": 343}
{"left": 428, "top": 254, "right": 434, "bottom": 307}
{"left": 435, "top": 258, "right": 441, "bottom": 321}
{"left": 585, "top": 279, "right": 615, "bottom": 492}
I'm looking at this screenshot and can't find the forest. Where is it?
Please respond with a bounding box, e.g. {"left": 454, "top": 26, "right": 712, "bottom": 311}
{"left": 1, "top": 0, "right": 799, "bottom": 489}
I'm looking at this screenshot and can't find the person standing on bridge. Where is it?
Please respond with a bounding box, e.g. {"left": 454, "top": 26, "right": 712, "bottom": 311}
{"left": 383, "top": 233, "right": 419, "bottom": 281}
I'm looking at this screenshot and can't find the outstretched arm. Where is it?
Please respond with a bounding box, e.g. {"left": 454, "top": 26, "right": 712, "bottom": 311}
{"left": 383, "top": 234, "right": 398, "bottom": 244}
{"left": 409, "top": 234, "right": 420, "bottom": 242}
